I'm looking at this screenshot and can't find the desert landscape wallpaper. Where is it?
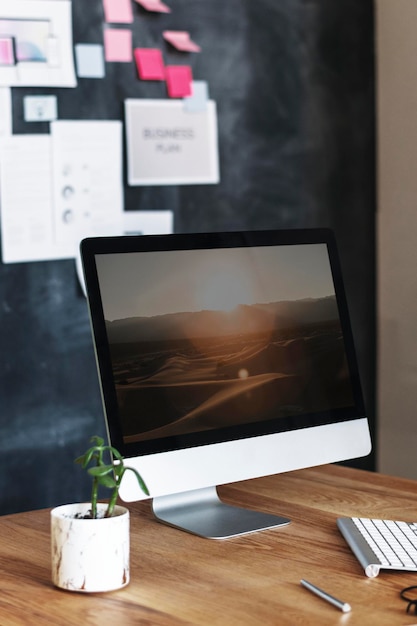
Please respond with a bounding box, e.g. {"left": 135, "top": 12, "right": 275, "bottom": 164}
{"left": 96, "top": 244, "right": 354, "bottom": 443}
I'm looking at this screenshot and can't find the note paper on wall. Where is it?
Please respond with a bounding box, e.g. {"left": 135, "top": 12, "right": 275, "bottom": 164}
{"left": 125, "top": 99, "right": 220, "bottom": 186}
{"left": 0, "top": 0, "right": 76, "bottom": 87}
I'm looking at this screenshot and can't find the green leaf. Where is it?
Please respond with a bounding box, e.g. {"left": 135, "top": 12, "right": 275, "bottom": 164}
{"left": 75, "top": 435, "right": 150, "bottom": 515}
{"left": 88, "top": 465, "right": 114, "bottom": 477}
{"left": 109, "top": 447, "right": 123, "bottom": 462}
{"left": 74, "top": 447, "right": 96, "bottom": 468}
{"left": 97, "top": 474, "right": 117, "bottom": 489}
{"left": 90, "top": 435, "right": 104, "bottom": 447}
{"left": 127, "top": 466, "right": 150, "bottom": 496}
{"left": 113, "top": 464, "right": 124, "bottom": 479}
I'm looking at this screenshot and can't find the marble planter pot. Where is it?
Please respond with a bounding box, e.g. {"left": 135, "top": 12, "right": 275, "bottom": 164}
{"left": 51, "top": 502, "right": 130, "bottom": 592}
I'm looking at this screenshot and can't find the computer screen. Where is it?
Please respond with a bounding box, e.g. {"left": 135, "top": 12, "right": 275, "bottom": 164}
{"left": 81, "top": 229, "right": 371, "bottom": 538}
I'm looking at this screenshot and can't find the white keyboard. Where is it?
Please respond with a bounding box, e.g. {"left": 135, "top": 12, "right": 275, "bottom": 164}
{"left": 337, "top": 517, "right": 417, "bottom": 577}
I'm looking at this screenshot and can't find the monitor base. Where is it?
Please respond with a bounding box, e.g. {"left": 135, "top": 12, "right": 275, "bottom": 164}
{"left": 152, "top": 486, "right": 291, "bottom": 539}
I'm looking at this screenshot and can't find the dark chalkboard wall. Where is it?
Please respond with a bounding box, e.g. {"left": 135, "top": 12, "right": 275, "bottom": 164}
{"left": 0, "top": 0, "right": 375, "bottom": 514}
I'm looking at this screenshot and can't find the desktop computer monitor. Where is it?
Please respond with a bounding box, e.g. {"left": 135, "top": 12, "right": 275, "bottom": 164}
{"left": 81, "top": 228, "right": 371, "bottom": 539}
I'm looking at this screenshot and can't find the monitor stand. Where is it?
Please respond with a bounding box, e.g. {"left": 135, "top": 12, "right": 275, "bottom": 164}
{"left": 152, "top": 486, "right": 291, "bottom": 539}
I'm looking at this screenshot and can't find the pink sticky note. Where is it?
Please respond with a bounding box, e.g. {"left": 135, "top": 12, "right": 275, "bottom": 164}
{"left": 104, "top": 29, "right": 132, "bottom": 62}
{"left": 163, "top": 31, "right": 201, "bottom": 53}
{"left": 0, "top": 38, "right": 15, "bottom": 65}
{"left": 134, "top": 48, "right": 165, "bottom": 80}
{"left": 103, "top": 0, "right": 133, "bottom": 23}
{"left": 134, "top": 0, "right": 171, "bottom": 13}
{"left": 165, "top": 65, "right": 193, "bottom": 98}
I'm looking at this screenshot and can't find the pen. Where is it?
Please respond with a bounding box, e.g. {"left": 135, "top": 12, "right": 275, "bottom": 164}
{"left": 300, "top": 579, "right": 352, "bottom": 613}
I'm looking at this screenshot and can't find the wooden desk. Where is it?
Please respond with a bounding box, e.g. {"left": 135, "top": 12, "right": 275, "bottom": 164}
{"left": 2, "top": 465, "right": 417, "bottom": 625}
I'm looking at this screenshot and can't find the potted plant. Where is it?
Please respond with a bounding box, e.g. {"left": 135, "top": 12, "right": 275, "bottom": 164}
{"left": 50, "top": 436, "right": 149, "bottom": 593}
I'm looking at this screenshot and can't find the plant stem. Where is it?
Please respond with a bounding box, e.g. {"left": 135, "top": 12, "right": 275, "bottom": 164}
{"left": 91, "top": 476, "right": 98, "bottom": 519}
{"left": 107, "top": 487, "right": 119, "bottom": 517}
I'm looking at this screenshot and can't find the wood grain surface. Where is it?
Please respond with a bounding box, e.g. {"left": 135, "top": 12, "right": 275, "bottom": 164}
{"left": 1, "top": 464, "right": 416, "bottom": 625}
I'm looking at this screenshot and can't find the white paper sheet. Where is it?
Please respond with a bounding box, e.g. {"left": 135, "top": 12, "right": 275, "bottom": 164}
{"left": 51, "top": 120, "right": 124, "bottom": 247}
{"left": 125, "top": 99, "right": 220, "bottom": 185}
{"left": 1, "top": 121, "right": 125, "bottom": 263}
{"left": 0, "top": 87, "right": 12, "bottom": 135}
{"left": 122, "top": 210, "right": 173, "bottom": 235}
{"left": 0, "top": 0, "right": 76, "bottom": 87}
{"left": 0, "top": 134, "right": 74, "bottom": 262}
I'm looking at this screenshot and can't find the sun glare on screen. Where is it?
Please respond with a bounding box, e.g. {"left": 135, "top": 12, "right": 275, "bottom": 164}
{"left": 198, "top": 270, "right": 255, "bottom": 312}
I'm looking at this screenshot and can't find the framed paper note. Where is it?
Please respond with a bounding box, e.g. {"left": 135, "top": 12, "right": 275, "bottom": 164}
{"left": 125, "top": 99, "right": 220, "bottom": 186}
{"left": 0, "top": 0, "right": 76, "bottom": 87}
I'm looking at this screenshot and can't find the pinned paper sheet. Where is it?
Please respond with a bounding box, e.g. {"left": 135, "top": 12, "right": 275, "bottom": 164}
{"left": 51, "top": 120, "right": 124, "bottom": 248}
{"left": 122, "top": 210, "right": 173, "bottom": 235}
{"left": 125, "top": 99, "right": 220, "bottom": 185}
{"left": 0, "top": 87, "right": 12, "bottom": 135}
{"left": 104, "top": 29, "right": 132, "bottom": 63}
{"left": 75, "top": 44, "right": 105, "bottom": 78}
{"left": 0, "top": 121, "right": 125, "bottom": 263}
{"left": 0, "top": 135, "right": 71, "bottom": 263}
{"left": 165, "top": 66, "right": 193, "bottom": 98}
{"left": 134, "top": 48, "right": 165, "bottom": 80}
{"left": 102, "top": 0, "right": 133, "bottom": 23}
{"left": 163, "top": 31, "right": 201, "bottom": 53}
{"left": 134, "top": 0, "right": 171, "bottom": 13}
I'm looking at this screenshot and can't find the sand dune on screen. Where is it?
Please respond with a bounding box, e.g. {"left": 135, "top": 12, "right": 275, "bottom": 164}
{"left": 123, "top": 371, "right": 302, "bottom": 442}
{"left": 107, "top": 297, "right": 351, "bottom": 443}
{"left": 118, "top": 338, "right": 316, "bottom": 442}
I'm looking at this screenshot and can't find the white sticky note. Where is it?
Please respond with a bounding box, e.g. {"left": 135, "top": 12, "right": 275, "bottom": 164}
{"left": 184, "top": 81, "right": 209, "bottom": 112}
{"left": 75, "top": 44, "right": 105, "bottom": 78}
{"left": 23, "top": 95, "right": 58, "bottom": 122}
